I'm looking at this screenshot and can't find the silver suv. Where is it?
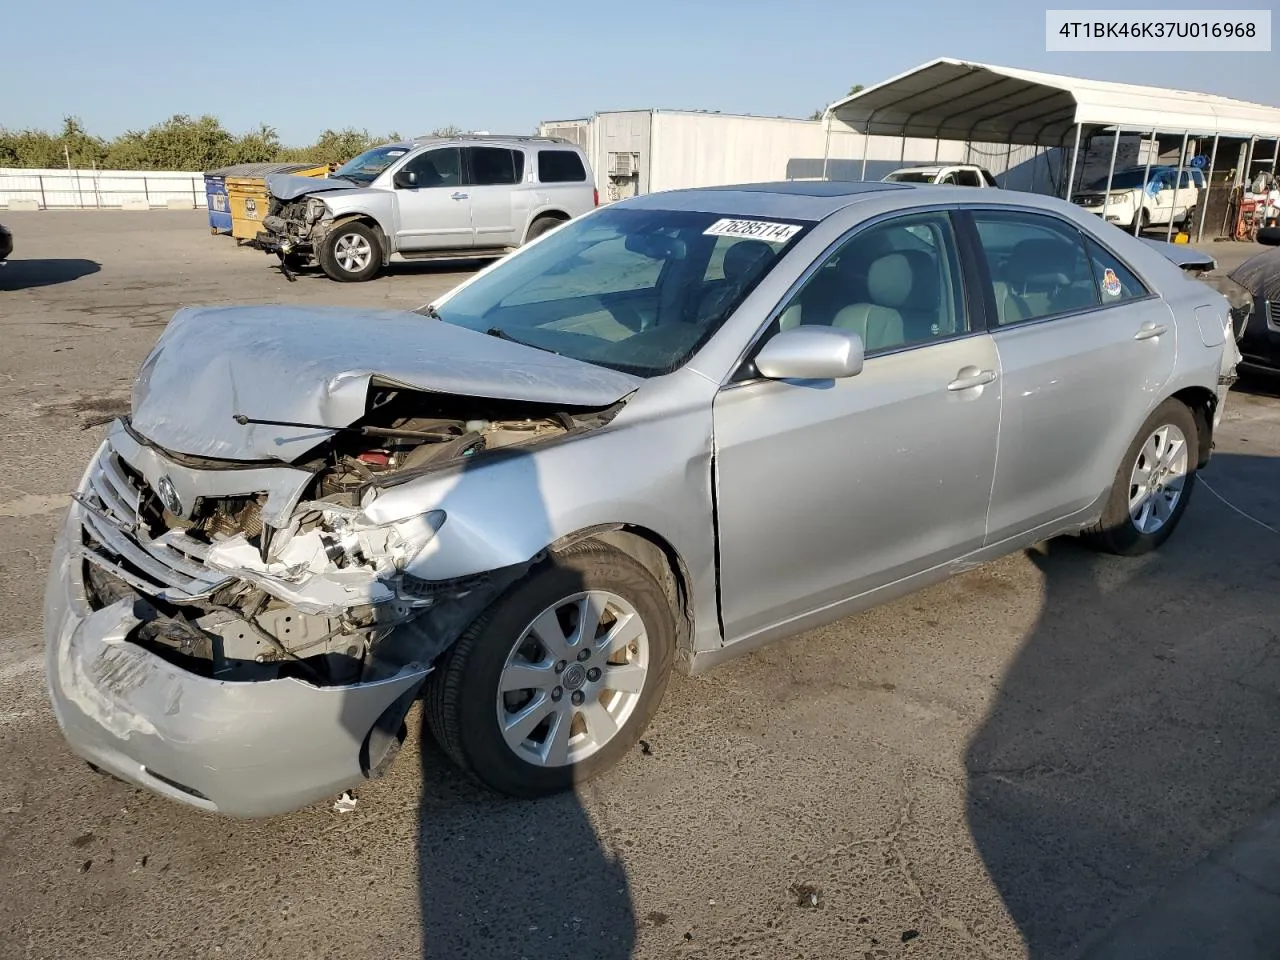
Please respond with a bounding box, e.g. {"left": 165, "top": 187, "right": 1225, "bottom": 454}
{"left": 256, "top": 135, "right": 597, "bottom": 282}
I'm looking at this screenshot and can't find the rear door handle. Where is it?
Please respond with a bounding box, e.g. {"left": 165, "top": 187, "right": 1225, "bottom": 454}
{"left": 947, "top": 368, "right": 997, "bottom": 391}
{"left": 451, "top": 192, "right": 469, "bottom": 201}
{"left": 1134, "top": 322, "right": 1168, "bottom": 341}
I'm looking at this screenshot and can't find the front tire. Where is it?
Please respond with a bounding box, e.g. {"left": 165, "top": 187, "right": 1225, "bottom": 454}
{"left": 425, "top": 541, "right": 674, "bottom": 797}
{"left": 1085, "top": 399, "right": 1198, "bottom": 556}
{"left": 1132, "top": 207, "right": 1150, "bottom": 234}
{"left": 318, "top": 221, "right": 382, "bottom": 282}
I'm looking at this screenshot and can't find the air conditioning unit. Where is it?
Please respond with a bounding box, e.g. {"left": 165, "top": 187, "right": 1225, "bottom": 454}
{"left": 609, "top": 152, "right": 640, "bottom": 178}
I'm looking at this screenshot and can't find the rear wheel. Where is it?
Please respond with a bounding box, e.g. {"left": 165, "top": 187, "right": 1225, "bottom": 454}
{"left": 424, "top": 541, "right": 674, "bottom": 797}
{"left": 524, "top": 215, "right": 567, "bottom": 245}
{"left": 318, "top": 221, "right": 382, "bottom": 282}
{"left": 1085, "top": 399, "right": 1198, "bottom": 556}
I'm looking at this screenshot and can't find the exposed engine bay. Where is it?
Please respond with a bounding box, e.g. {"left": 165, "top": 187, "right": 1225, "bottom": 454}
{"left": 79, "top": 386, "right": 624, "bottom": 689}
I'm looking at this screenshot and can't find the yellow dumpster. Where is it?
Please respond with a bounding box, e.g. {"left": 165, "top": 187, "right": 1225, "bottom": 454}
{"left": 221, "top": 162, "right": 329, "bottom": 241}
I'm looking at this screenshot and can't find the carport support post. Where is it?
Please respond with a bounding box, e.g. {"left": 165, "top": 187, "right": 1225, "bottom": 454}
{"left": 1064, "top": 124, "right": 1083, "bottom": 202}
{"left": 821, "top": 112, "right": 832, "bottom": 181}
{"left": 1271, "top": 138, "right": 1278, "bottom": 175}
{"left": 859, "top": 125, "right": 870, "bottom": 181}
{"left": 1135, "top": 127, "right": 1159, "bottom": 237}
{"left": 1167, "top": 131, "right": 1189, "bottom": 242}
{"left": 1196, "top": 134, "right": 1219, "bottom": 243}
{"left": 1003, "top": 142, "right": 1013, "bottom": 185}
{"left": 1101, "top": 127, "right": 1121, "bottom": 222}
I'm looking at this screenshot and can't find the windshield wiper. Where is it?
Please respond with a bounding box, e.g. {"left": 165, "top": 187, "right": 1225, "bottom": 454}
{"left": 485, "top": 327, "right": 560, "bottom": 356}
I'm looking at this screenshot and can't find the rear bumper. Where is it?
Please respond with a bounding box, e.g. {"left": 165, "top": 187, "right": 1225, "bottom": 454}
{"left": 44, "top": 506, "right": 429, "bottom": 818}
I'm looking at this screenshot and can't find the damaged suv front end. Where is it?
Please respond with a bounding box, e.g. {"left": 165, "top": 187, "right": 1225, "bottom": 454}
{"left": 45, "top": 304, "right": 637, "bottom": 817}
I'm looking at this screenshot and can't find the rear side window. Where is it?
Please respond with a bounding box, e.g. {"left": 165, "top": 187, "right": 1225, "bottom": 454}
{"left": 971, "top": 211, "right": 1099, "bottom": 325}
{"left": 537, "top": 150, "right": 588, "bottom": 183}
{"left": 1084, "top": 237, "right": 1149, "bottom": 303}
{"left": 956, "top": 169, "right": 982, "bottom": 187}
{"left": 468, "top": 147, "right": 521, "bottom": 186}
{"left": 982, "top": 169, "right": 999, "bottom": 187}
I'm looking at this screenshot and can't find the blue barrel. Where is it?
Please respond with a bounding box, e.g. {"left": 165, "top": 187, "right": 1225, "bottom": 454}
{"left": 204, "top": 174, "right": 231, "bottom": 235}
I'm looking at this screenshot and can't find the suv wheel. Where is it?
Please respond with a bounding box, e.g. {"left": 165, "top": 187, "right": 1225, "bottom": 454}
{"left": 319, "top": 221, "right": 382, "bottom": 282}
{"left": 1085, "top": 399, "right": 1198, "bottom": 556}
{"left": 525, "top": 215, "right": 567, "bottom": 245}
{"left": 424, "top": 541, "right": 674, "bottom": 797}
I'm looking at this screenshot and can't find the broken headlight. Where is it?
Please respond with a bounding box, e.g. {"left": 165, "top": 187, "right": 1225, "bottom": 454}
{"left": 305, "top": 197, "right": 328, "bottom": 224}
{"left": 322, "top": 508, "right": 446, "bottom": 573}
{"left": 1204, "top": 274, "right": 1256, "bottom": 340}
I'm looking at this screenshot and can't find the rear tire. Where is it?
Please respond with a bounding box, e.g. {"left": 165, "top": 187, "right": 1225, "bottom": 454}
{"left": 318, "top": 221, "right": 382, "bottom": 282}
{"left": 524, "top": 215, "right": 566, "bottom": 245}
{"left": 1085, "top": 399, "right": 1198, "bottom": 556}
{"left": 424, "top": 541, "right": 674, "bottom": 797}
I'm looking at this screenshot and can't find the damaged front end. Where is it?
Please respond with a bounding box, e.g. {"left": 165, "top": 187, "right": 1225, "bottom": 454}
{"left": 254, "top": 195, "right": 330, "bottom": 275}
{"left": 47, "top": 384, "right": 622, "bottom": 816}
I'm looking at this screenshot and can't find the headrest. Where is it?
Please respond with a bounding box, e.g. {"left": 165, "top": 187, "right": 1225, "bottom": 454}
{"left": 867, "top": 253, "right": 914, "bottom": 309}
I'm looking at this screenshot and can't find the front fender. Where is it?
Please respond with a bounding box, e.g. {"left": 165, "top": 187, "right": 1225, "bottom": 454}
{"left": 321, "top": 191, "right": 397, "bottom": 242}
{"left": 356, "top": 376, "right": 723, "bottom": 651}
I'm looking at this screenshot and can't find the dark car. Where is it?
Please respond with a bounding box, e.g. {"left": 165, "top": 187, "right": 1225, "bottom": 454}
{"left": 0, "top": 223, "right": 11, "bottom": 262}
{"left": 1226, "top": 228, "right": 1280, "bottom": 373}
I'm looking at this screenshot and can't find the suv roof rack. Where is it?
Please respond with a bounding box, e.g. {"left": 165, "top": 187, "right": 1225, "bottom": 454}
{"left": 409, "top": 134, "right": 573, "bottom": 145}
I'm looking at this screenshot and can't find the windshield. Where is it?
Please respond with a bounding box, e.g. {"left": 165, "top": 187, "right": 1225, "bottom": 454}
{"left": 1087, "top": 169, "right": 1156, "bottom": 190}
{"left": 884, "top": 170, "right": 937, "bottom": 183}
{"left": 425, "top": 207, "right": 810, "bottom": 377}
{"left": 332, "top": 145, "right": 410, "bottom": 184}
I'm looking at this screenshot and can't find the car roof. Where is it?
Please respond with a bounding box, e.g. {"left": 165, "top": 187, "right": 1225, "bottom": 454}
{"left": 623, "top": 180, "right": 910, "bottom": 220}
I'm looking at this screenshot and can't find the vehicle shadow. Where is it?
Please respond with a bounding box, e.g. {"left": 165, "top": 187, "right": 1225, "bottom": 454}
{"left": 407, "top": 447, "right": 636, "bottom": 960}
{"left": 0, "top": 258, "right": 101, "bottom": 290}
{"left": 414, "top": 739, "right": 634, "bottom": 960}
{"left": 965, "top": 452, "right": 1280, "bottom": 958}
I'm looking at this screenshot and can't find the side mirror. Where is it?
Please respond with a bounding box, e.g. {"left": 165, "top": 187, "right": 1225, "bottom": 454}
{"left": 1257, "top": 226, "right": 1280, "bottom": 247}
{"left": 393, "top": 169, "right": 417, "bottom": 189}
{"left": 755, "top": 326, "right": 865, "bottom": 381}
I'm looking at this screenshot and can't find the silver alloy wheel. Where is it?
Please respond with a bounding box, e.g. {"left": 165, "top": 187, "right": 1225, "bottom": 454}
{"left": 1128, "top": 422, "right": 1189, "bottom": 534}
{"left": 332, "top": 232, "right": 372, "bottom": 273}
{"left": 496, "top": 590, "right": 650, "bottom": 767}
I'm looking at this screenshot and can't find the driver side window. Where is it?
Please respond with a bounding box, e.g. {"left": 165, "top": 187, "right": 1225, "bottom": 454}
{"left": 766, "top": 212, "right": 967, "bottom": 356}
{"left": 399, "top": 148, "right": 462, "bottom": 189}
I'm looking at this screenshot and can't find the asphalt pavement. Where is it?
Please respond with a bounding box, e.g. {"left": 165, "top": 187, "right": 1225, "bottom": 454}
{"left": 1, "top": 211, "right": 1278, "bottom": 960}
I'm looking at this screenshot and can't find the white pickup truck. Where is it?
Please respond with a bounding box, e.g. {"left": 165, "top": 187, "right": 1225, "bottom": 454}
{"left": 881, "top": 164, "right": 1000, "bottom": 187}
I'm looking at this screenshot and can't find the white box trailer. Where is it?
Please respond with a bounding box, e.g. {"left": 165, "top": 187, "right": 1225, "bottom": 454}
{"left": 540, "top": 110, "right": 1068, "bottom": 200}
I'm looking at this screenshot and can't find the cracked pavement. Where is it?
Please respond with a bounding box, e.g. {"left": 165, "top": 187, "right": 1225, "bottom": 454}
{"left": 1, "top": 211, "right": 1278, "bottom": 960}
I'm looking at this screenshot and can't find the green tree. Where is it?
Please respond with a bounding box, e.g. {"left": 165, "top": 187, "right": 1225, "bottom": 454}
{"left": 809, "top": 84, "right": 864, "bottom": 121}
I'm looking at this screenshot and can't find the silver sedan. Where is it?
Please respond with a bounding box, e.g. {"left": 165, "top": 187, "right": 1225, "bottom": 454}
{"left": 44, "top": 181, "right": 1239, "bottom": 816}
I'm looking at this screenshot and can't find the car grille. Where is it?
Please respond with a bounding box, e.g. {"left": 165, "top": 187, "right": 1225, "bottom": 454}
{"left": 77, "top": 446, "right": 233, "bottom": 602}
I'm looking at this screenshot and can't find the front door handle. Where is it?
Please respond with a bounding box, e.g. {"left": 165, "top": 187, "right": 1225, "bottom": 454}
{"left": 1134, "top": 322, "right": 1168, "bottom": 341}
{"left": 451, "top": 192, "right": 469, "bottom": 201}
{"left": 947, "top": 368, "right": 997, "bottom": 391}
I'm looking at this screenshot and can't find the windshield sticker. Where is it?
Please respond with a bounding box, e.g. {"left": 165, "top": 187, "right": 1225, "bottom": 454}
{"left": 703, "top": 219, "right": 802, "bottom": 243}
{"left": 1102, "top": 268, "right": 1123, "bottom": 297}
{"left": 386, "top": 150, "right": 407, "bottom": 157}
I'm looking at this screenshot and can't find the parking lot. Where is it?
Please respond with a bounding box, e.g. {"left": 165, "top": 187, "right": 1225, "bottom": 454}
{"left": 1, "top": 210, "right": 1279, "bottom": 960}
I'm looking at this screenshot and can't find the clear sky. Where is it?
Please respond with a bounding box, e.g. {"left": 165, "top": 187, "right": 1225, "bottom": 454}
{"left": 6, "top": 0, "right": 1278, "bottom": 143}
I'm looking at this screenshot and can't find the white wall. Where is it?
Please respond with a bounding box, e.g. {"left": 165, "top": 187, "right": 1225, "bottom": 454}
{"left": 543, "top": 110, "right": 1068, "bottom": 197}
{"left": 0, "top": 168, "right": 207, "bottom": 209}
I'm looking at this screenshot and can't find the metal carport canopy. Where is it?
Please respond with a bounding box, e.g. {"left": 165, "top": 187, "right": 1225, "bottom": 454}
{"left": 826, "top": 57, "right": 1280, "bottom": 145}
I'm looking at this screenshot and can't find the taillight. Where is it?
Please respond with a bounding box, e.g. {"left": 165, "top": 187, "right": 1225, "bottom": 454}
{"left": 593, "top": 188, "right": 599, "bottom": 207}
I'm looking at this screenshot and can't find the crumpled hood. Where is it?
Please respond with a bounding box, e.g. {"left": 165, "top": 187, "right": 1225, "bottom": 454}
{"left": 130, "top": 305, "right": 641, "bottom": 462}
{"left": 266, "top": 173, "right": 360, "bottom": 201}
